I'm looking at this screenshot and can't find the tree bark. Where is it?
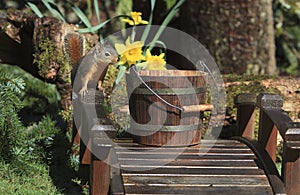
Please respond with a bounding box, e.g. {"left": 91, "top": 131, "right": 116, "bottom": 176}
{"left": 180, "top": 0, "right": 277, "bottom": 75}
{"left": 0, "top": 9, "right": 99, "bottom": 120}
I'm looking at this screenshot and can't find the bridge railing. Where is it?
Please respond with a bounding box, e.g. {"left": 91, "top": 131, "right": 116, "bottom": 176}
{"left": 235, "top": 93, "right": 300, "bottom": 195}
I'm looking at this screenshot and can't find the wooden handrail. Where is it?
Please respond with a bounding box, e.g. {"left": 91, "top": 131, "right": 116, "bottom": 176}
{"left": 234, "top": 137, "right": 286, "bottom": 195}
{"left": 235, "top": 93, "right": 300, "bottom": 195}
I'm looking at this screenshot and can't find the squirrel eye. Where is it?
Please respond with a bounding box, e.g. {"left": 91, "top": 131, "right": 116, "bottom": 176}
{"left": 105, "top": 52, "right": 111, "bottom": 57}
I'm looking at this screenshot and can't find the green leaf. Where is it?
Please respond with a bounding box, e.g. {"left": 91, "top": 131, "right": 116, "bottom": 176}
{"left": 71, "top": 5, "right": 92, "bottom": 28}
{"left": 141, "top": 0, "right": 156, "bottom": 42}
{"left": 77, "top": 15, "right": 133, "bottom": 33}
{"left": 26, "top": 2, "right": 44, "bottom": 18}
{"left": 148, "top": 0, "right": 186, "bottom": 51}
{"left": 41, "top": 0, "right": 66, "bottom": 22}
{"left": 135, "top": 62, "right": 148, "bottom": 70}
{"left": 87, "top": 0, "right": 92, "bottom": 19}
{"left": 143, "top": 40, "right": 167, "bottom": 56}
{"left": 150, "top": 0, "right": 156, "bottom": 10}
{"left": 115, "top": 66, "right": 127, "bottom": 85}
{"left": 165, "top": 0, "right": 177, "bottom": 10}
{"left": 94, "top": 0, "right": 100, "bottom": 23}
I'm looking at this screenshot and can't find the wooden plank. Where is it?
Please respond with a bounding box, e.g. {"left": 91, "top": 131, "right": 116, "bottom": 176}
{"left": 116, "top": 139, "right": 247, "bottom": 147}
{"left": 115, "top": 147, "right": 252, "bottom": 153}
{"left": 124, "top": 185, "right": 273, "bottom": 195}
{"left": 123, "top": 175, "right": 270, "bottom": 186}
{"left": 115, "top": 145, "right": 251, "bottom": 152}
{"left": 121, "top": 167, "right": 265, "bottom": 175}
{"left": 117, "top": 153, "right": 255, "bottom": 161}
{"left": 116, "top": 150, "right": 253, "bottom": 155}
{"left": 118, "top": 159, "right": 257, "bottom": 167}
{"left": 120, "top": 165, "right": 259, "bottom": 170}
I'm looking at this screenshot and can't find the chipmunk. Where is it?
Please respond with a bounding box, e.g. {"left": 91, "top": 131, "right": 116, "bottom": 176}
{"left": 65, "top": 33, "right": 118, "bottom": 97}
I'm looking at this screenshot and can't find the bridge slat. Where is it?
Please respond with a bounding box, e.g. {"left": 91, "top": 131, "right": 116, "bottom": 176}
{"left": 123, "top": 175, "right": 270, "bottom": 186}
{"left": 124, "top": 185, "right": 273, "bottom": 195}
{"left": 118, "top": 159, "right": 257, "bottom": 167}
{"left": 114, "top": 139, "right": 274, "bottom": 194}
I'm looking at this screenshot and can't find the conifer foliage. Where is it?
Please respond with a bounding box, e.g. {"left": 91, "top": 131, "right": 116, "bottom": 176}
{"left": 0, "top": 73, "right": 25, "bottom": 163}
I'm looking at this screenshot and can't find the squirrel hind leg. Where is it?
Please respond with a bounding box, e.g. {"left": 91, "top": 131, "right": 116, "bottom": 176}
{"left": 97, "top": 80, "right": 104, "bottom": 92}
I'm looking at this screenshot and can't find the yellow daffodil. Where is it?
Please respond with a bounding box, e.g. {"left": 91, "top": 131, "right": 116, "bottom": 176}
{"left": 144, "top": 49, "right": 166, "bottom": 70}
{"left": 122, "top": 12, "right": 148, "bottom": 26}
{"left": 115, "top": 38, "right": 145, "bottom": 65}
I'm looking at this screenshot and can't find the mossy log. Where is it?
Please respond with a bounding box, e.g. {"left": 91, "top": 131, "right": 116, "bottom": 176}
{"left": 0, "top": 9, "right": 99, "bottom": 114}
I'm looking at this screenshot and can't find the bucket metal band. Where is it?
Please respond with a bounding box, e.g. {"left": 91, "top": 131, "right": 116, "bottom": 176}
{"left": 133, "top": 87, "right": 206, "bottom": 95}
{"left": 130, "top": 122, "right": 203, "bottom": 132}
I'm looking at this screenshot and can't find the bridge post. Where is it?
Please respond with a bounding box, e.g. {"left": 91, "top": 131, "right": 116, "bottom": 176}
{"left": 283, "top": 122, "right": 300, "bottom": 195}
{"left": 257, "top": 93, "right": 282, "bottom": 163}
{"left": 234, "top": 93, "right": 256, "bottom": 139}
{"left": 74, "top": 89, "right": 117, "bottom": 194}
{"left": 91, "top": 125, "right": 117, "bottom": 195}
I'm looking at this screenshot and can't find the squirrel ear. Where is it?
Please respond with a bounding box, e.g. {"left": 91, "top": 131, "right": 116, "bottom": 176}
{"left": 94, "top": 42, "right": 103, "bottom": 52}
{"left": 102, "top": 39, "right": 112, "bottom": 47}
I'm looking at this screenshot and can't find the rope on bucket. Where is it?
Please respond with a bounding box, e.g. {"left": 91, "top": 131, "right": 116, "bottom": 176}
{"left": 130, "top": 65, "right": 184, "bottom": 112}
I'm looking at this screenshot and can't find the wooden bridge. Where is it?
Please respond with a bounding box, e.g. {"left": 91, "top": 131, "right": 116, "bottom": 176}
{"left": 73, "top": 91, "right": 300, "bottom": 195}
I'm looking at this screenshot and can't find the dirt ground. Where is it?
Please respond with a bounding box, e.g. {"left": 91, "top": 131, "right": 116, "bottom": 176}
{"left": 261, "top": 77, "right": 300, "bottom": 122}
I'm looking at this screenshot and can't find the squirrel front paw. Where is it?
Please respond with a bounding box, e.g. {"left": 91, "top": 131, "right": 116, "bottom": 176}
{"left": 79, "top": 87, "right": 88, "bottom": 97}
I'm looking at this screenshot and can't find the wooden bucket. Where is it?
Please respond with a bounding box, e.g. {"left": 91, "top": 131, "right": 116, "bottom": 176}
{"left": 126, "top": 69, "right": 208, "bottom": 146}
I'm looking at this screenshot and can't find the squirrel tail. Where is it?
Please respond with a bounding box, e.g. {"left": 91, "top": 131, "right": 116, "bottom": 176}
{"left": 63, "top": 33, "right": 84, "bottom": 83}
{"left": 63, "top": 33, "right": 84, "bottom": 66}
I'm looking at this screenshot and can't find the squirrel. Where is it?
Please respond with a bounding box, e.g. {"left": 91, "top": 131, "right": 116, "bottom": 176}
{"left": 64, "top": 33, "right": 119, "bottom": 97}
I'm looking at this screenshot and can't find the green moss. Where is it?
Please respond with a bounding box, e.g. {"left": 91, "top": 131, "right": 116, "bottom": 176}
{"left": 59, "top": 105, "right": 73, "bottom": 127}
{"left": 226, "top": 80, "right": 281, "bottom": 115}
{"left": 223, "top": 74, "right": 279, "bottom": 82}
{"left": 33, "top": 37, "right": 71, "bottom": 83}
{"left": 224, "top": 73, "right": 281, "bottom": 117}
{"left": 58, "top": 61, "right": 72, "bottom": 84}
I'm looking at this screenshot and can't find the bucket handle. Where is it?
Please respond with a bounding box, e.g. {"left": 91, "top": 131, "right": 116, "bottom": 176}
{"left": 130, "top": 65, "right": 213, "bottom": 113}
{"left": 131, "top": 65, "right": 183, "bottom": 112}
